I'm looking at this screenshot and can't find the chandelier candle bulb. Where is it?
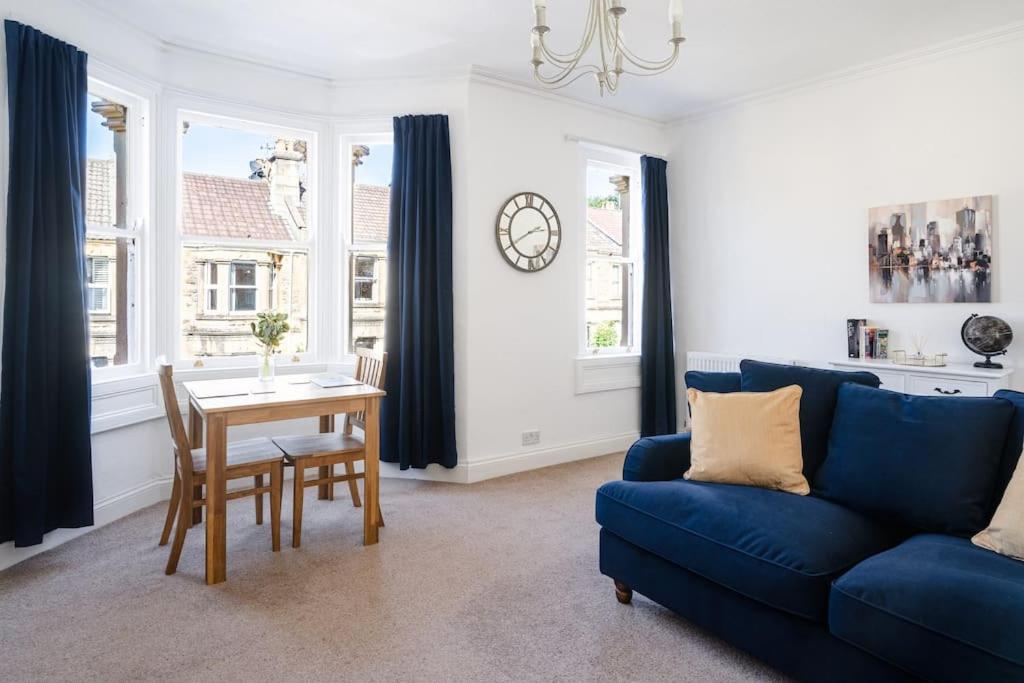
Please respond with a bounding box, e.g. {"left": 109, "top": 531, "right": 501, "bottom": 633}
{"left": 669, "top": 0, "right": 684, "bottom": 22}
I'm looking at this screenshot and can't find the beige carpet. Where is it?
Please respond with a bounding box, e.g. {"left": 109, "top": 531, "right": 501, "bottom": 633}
{"left": 0, "top": 454, "right": 783, "bottom": 681}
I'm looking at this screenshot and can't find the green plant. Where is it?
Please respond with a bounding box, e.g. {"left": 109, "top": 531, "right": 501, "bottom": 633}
{"left": 587, "top": 194, "right": 620, "bottom": 209}
{"left": 592, "top": 320, "right": 619, "bottom": 348}
{"left": 251, "top": 311, "right": 290, "bottom": 355}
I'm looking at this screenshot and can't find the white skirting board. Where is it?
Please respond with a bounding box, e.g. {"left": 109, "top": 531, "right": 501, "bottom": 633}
{"left": 0, "top": 431, "right": 639, "bottom": 571}
{"left": 0, "top": 476, "right": 173, "bottom": 572}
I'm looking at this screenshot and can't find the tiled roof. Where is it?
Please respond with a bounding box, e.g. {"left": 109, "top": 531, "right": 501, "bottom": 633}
{"left": 182, "top": 173, "right": 296, "bottom": 241}
{"left": 352, "top": 184, "right": 390, "bottom": 243}
{"left": 587, "top": 206, "right": 623, "bottom": 256}
{"left": 86, "top": 158, "right": 116, "bottom": 227}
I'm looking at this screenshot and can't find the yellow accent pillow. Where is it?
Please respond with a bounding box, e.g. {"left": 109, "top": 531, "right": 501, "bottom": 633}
{"left": 972, "top": 453, "right": 1024, "bottom": 561}
{"left": 685, "top": 385, "right": 809, "bottom": 495}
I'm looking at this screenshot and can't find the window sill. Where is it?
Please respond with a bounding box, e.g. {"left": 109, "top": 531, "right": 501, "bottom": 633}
{"left": 90, "top": 360, "right": 343, "bottom": 435}
{"left": 574, "top": 354, "right": 641, "bottom": 394}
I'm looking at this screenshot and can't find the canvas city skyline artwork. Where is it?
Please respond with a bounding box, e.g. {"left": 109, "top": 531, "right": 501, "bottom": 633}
{"left": 868, "top": 195, "right": 994, "bottom": 303}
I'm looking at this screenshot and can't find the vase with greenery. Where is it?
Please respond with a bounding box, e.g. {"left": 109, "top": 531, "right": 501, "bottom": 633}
{"left": 251, "top": 311, "right": 290, "bottom": 382}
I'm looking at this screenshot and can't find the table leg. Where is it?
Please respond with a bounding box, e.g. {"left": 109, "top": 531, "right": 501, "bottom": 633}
{"left": 363, "top": 397, "right": 380, "bottom": 545}
{"left": 205, "top": 413, "right": 228, "bottom": 585}
{"left": 318, "top": 415, "right": 334, "bottom": 500}
{"left": 188, "top": 401, "right": 204, "bottom": 525}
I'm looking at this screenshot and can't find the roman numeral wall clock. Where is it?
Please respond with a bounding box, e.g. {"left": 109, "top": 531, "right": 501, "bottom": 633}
{"left": 495, "top": 191, "right": 562, "bottom": 273}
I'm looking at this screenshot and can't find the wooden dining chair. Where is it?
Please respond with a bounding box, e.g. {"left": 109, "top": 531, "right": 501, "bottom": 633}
{"left": 272, "top": 347, "right": 387, "bottom": 548}
{"left": 155, "top": 360, "right": 285, "bottom": 575}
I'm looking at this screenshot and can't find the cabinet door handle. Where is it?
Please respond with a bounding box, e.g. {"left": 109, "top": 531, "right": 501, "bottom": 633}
{"left": 934, "top": 387, "right": 962, "bottom": 395}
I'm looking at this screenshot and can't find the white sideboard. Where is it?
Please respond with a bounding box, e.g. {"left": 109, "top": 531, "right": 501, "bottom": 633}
{"left": 830, "top": 359, "right": 1014, "bottom": 397}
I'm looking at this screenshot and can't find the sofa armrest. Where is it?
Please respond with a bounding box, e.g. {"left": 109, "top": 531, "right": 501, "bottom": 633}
{"left": 622, "top": 433, "right": 692, "bottom": 482}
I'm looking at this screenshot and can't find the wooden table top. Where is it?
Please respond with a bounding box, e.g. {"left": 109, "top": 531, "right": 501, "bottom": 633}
{"left": 183, "top": 374, "right": 386, "bottom": 414}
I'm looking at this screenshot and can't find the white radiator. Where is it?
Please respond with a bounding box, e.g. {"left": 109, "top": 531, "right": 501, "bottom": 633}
{"left": 686, "top": 352, "right": 801, "bottom": 373}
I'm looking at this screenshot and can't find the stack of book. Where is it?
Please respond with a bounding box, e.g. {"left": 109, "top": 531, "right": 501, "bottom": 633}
{"left": 847, "top": 319, "right": 889, "bottom": 360}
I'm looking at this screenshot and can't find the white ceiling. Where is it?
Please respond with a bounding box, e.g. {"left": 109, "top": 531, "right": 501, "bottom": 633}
{"left": 79, "top": 0, "right": 1024, "bottom": 121}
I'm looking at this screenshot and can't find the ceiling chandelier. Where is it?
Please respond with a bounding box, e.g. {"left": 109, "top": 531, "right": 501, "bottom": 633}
{"left": 530, "top": 0, "right": 686, "bottom": 96}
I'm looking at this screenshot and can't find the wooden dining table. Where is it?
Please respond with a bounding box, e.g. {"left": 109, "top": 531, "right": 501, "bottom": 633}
{"left": 182, "top": 374, "right": 386, "bottom": 585}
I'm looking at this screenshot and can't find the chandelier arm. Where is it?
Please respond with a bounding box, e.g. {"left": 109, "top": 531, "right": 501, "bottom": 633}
{"left": 537, "top": 1, "right": 599, "bottom": 62}
{"left": 618, "top": 58, "right": 681, "bottom": 79}
{"left": 617, "top": 40, "right": 681, "bottom": 70}
{"left": 533, "top": 66, "right": 603, "bottom": 90}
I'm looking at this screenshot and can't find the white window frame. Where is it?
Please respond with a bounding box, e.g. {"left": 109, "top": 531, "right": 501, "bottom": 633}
{"left": 86, "top": 76, "right": 151, "bottom": 382}
{"left": 339, "top": 129, "right": 391, "bottom": 358}
{"left": 578, "top": 148, "right": 644, "bottom": 357}
{"left": 174, "top": 108, "right": 319, "bottom": 368}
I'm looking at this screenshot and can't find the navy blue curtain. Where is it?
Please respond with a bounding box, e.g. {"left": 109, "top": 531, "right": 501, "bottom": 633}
{"left": 382, "top": 114, "right": 457, "bottom": 469}
{"left": 639, "top": 155, "right": 677, "bottom": 437}
{"left": 0, "top": 21, "right": 93, "bottom": 546}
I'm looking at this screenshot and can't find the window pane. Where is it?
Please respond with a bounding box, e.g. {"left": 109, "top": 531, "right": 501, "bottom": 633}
{"left": 182, "top": 247, "right": 308, "bottom": 356}
{"left": 181, "top": 123, "right": 310, "bottom": 243}
{"left": 586, "top": 169, "right": 628, "bottom": 258}
{"left": 232, "top": 288, "right": 256, "bottom": 311}
{"left": 351, "top": 143, "right": 392, "bottom": 245}
{"left": 231, "top": 261, "right": 256, "bottom": 286}
{"left": 86, "top": 235, "right": 135, "bottom": 367}
{"left": 179, "top": 119, "right": 311, "bottom": 357}
{"left": 86, "top": 96, "right": 126, "bottom": 230}
{"left": 585, "top": 260, "right": 632, "bottom": 349}
{"left": 349, "top": 251, "right": 386, "bottom": 351}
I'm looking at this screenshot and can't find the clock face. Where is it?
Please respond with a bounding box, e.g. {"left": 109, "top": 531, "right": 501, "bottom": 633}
{"left": 495, "top": 192, "right": 561, "bottom": 272}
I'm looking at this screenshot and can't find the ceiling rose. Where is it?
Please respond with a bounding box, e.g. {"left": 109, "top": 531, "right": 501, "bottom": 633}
{"left": 530, "top": 0, "right": 686, "bottom": 96}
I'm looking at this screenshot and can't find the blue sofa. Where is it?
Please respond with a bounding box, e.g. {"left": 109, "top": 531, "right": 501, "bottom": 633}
{"left": 597, "top": 360, "right": 1024, "bottom": 682}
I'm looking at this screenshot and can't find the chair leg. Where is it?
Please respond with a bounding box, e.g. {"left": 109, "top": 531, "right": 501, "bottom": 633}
{"left": 377, "top": 502, "right": 385, "bottom": 528}
{"left": 345, "top": 460, "right": 362, "bottom": 507}
{"left": 327, "top": 464, "right": 335, "bottom": 501}
{"left": 254, "top": 474, "right": 264, "bottom": 525}
{"left": 191, "top": 485, "right": 203, "bottom": 526}
{"left": 270, "top": 463, "right": 282, "bottom": 552}
{"left": 160, "top": 473, "right": 182, "bottom": 546}
{"left": 166, "top": 485, "right": 192, "bottom": 575}
{"left": 292, "top": 463, "right": 304, "bottom": 548}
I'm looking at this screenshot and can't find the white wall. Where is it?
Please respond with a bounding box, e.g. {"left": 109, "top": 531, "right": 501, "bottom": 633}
{"left": 460, "top": 80, "right": 666, "bottom": 480}
{"left": 669, "top": 34, "right": 1024, "bottom": 392}
{"left": 0, "top": 1, "right": 661, "bottom": 567}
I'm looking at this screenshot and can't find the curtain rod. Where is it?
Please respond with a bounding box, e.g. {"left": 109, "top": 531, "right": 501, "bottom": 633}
{"left": 564, "top": 134, "right": 662, "bottom": 160}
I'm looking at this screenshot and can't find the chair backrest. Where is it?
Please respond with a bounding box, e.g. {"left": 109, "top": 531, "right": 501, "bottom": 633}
{"left": 345, "top": 347, "right": 388, "bottom": 433}
{"left": 156, "top": 358, "right": 194, "bottom": 481}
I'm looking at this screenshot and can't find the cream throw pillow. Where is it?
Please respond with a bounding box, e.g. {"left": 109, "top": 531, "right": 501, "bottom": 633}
{"left": 973, "top": 452, "right": 1024, "bottom": 561}
{"left": 685, "top": 385, "right": 809, "bottom": 495}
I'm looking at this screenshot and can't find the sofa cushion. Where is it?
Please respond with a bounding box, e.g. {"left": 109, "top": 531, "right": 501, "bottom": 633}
{"left": 684, "top": 370, "right": 741, "bottom": 394}
{"left": 739, "top": 360, "right": 880, "bottom": 477}
{"left": 830, "top": 534, "right": 1024, "bottom": 681}
{"left": 815, "top": 383, "right": 1014, "bottom": 536}
{"left": 595, "top": 479, "right": 898, "bottom": 622}
{"left": 685, "top": 386, "right": 809, "bottom": 495}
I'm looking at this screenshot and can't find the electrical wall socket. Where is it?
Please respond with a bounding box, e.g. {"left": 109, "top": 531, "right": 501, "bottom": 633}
{"left": 522, "top": 430, "right": 541, "bottom": 446}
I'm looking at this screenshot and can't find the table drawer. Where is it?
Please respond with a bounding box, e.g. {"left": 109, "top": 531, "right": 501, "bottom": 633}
{"left": 908, "top": 376, "right": 988, "bottom": 398}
